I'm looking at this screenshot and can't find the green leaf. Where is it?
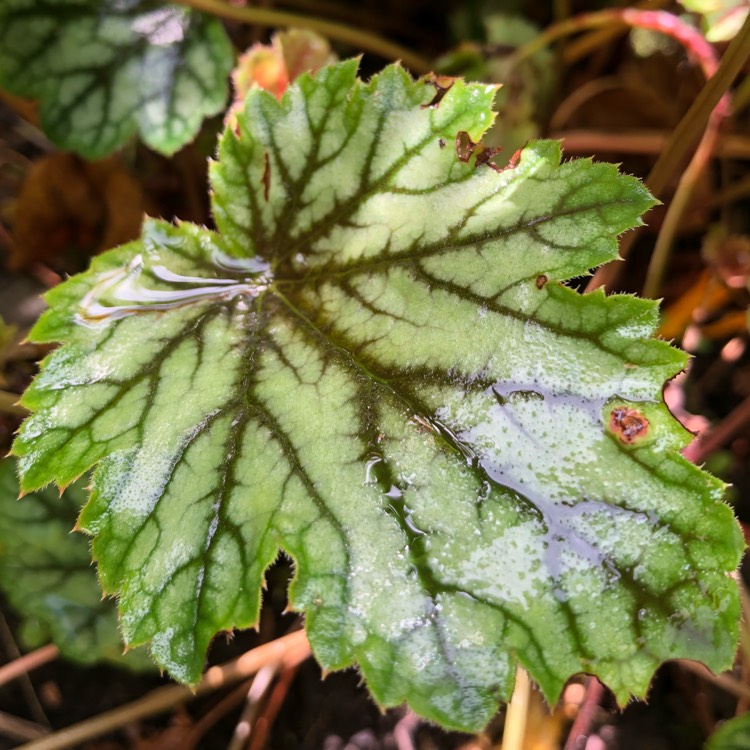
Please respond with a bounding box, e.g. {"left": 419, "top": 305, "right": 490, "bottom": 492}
{"left": 0, "top": 1, "right": 234, "bottom": 158}
{"left": 0, "top": 458, "right": 152, "bottom": 670}
{"left": 706, "top": 713, "right": 750, "bottom": 750}
{"left": 12, "top": 61, "right": 743, "bottom": 731}
{"left": 679, "top": 0, "right": 750, "bottom": 42}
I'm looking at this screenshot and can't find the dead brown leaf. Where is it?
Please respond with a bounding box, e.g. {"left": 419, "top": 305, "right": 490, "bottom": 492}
{"left": 9, "top": 152, "right": 143, "bottom": 271}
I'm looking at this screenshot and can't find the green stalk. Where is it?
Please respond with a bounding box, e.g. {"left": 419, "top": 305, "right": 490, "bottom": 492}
{"left": 175, "top": 0, "right": 432, "bottom": 73}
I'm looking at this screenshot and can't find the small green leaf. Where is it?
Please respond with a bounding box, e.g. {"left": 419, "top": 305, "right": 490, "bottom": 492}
{"left": 0, "top": 459, "right": 152, "bottom": 670}
{"left": 13, "top": 61, "right": 743, "bottom": 731}
{"left": 706, "top": 713, "right": 750, "bottom": 750}
{"left": 680, "top": 0, "right": 750, "bottom": 42}
{"left": 0, "top": 1, "right": 234, "bottom": 158}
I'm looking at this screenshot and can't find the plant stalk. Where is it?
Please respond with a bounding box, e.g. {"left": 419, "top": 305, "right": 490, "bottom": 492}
{"left": 563, "top": 677, "right": 604, "bottom": 750}
{"left": 17, "top": 630, "right": 311, "bottom": 750}
{"left": 648, "top": 10, "right": 750, "bottom": 198}
{"left": 683, "top": 392, "right": 750, "bottom": 464}
{"left": 642, "top": 111, "right": 721, "bottom": 298}
{"left": 561, "top": 0, "right": 670, "bottom": 65}
{"left": 0, "top": 644, "right": 58, "bottom": 688}
{"left": 174, "top": 0, "right": 432, "bottom": 73}
{"left": 502, "top": 667, "right": 531, "bottom": 750}
{"left": 550, "top": 129, "right": 750, "bottom": 160}
{"left": 511, "top": 8, "right": 718, "bottom": 77}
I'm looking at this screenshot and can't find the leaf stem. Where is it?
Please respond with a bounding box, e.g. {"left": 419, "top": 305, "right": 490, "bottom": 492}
{"left": 226, "top": 664, "right": 278, "bottom": 750}
{"left": 587, "top": 12, "right": 750, "bottom": 293}
{"left": 173, "top": 0, "right": 432, "bottom": 73}
{"left": 511, "top": 8, "right": 719, "bottom": 77}
{"left": 16, "top": 630, "right": 311, "bottom": 750}
{"left": 683, "top": 392, "right": 750, "bottom": 464}
{"left": 0, "top": 712, "right": 48, "bottom": 743}
{"left": 246, "top": 660, "right": 303, "bottom": 750}
{"left": 560, "top": 0, "right": 670, "bottom": 65}
{"left": 648, "top": 10, "right": 750, "bottom": 199}
{"left": 642, "top": 112, "right": 721, "bottom": 298}
{"left": 502, "top": 667, "right": 531, "bottom": 750}
{"left": 563, "top": 677, "right": 605, "bottom": 750}
{"left": 0, "top": 644, "right": 58, "bottom": 688}
{"left": 550, "top": 129, "right": 750, "bottom": 161}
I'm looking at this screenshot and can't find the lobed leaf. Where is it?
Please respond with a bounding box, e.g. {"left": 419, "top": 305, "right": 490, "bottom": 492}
{"left": 12, "top": 61, "right": 743, "bottom": 730}
{"left": 0, "top": 0, "right": 234, "bottom": 158}
{"left": 0, "top": 459, "right": 152, "bottom": 669}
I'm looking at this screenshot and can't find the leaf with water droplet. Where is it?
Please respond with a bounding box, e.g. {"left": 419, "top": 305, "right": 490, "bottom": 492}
{"left": 0, "top": 458, "right": 153, "bottom": 670}
{"left": 12, "top": 61, "right": 742, "bottom": 731}
{"left": 0, "top": 1, "right": 233, "bottom": 158}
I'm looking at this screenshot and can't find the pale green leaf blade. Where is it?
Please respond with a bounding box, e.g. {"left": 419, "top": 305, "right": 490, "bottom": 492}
{"left": 707, "top": 713, "right": 750, "bottom": 750}
{"left": 0, "top": 1, "right": 233, "bottom": 158}
{"left": 12, "top": 61, "right": 743, "bottom": 731}
{"left": 679, "top": 0, "right": 750, "bottom": 42}
{"left": 0, "top": 458, "right": 152, "bottom": 670}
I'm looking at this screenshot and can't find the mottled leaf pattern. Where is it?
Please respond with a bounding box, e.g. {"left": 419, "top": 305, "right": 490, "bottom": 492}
{"left": 12, "top": 61, "right": 742, "bottom": 730}
{"left": 0, "top": 0, "right": 233, "bottom": 157}
{"left": 0, "top": 459, "right": 152, "bottom": 669}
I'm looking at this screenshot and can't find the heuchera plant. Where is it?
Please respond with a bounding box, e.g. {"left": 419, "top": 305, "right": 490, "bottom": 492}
{"left": 0, "top": 0, "right": 233, "bottom": 158}
{"left": 11, "top": 60, "right": 743, "bottom": 731}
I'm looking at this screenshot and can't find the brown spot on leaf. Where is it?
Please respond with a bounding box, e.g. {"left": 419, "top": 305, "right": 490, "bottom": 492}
{"left": 535, "top": 274, "right": 548, "bottom": 289}
{"left": 456, "top": 131, "right": 477, "bottom": 163}
{"left": 9, "top": 153, "right": 143, "bottom": 271}
{"left": 422, "top": 76, "right": 456, "bottom": 108}
{"left": 609, "top": 407, "right": 649, "bottom": 444}
{"left": 455, "top": 131, "right": 504, "bottom": 172}
{"left": 504, "top": 147, "right": 523, "bottom": 171}
{"left": 261, "top": 152, "right": 271, "bottom": 202}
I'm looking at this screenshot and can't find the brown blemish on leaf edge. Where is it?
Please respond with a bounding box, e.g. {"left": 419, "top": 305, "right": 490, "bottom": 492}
{"left": 609, "top": 407, "right": 649, "bottom": 444}
{"left": 422, "top": 77, "right": 455, "bottom": 109}
{"left": 455, "top": 131, "right": 504, "bottom": 173}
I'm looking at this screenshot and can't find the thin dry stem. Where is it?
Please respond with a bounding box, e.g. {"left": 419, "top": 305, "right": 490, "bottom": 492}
{"left": 647, "top": 11, "right": 750, "bottom": 198}
{"left": 561, "top": 0, "right": 670, "bottom": 64}
{"left": 563, "top": 677, "right": 605, "bottom": 750}
{"left": 550, "top": 129, "right": 750, "bottom": 160}
{"left": 246, "top": 660, "right": 302, "bottom": 750}
{"left": 502, "top": 667, "right": 531, "bottom": 750}
{"left": 174, "top": 0, "right": 432, "bottom": 73}
{"left": 17, "top": 630, "right": 311, "bottom": 750}
{"left": 683, "top": 392, "right": 750, "bottom": 464}
{"left": 0, "top": 712, "right": 48, "bottom": 743}
{"left": 227, "top": 663, "right": 278, "bottom": 750}
{"left": 643, "top": 112, "right": 721, "bottom": 299}
{"left": 0, "top": 644, "right": 58, "bottom": 689}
